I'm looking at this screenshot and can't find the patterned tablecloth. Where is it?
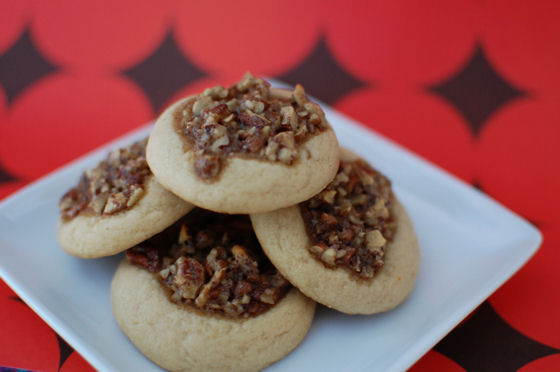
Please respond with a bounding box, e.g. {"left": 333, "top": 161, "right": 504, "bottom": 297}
{"left": 1, "top": 1, "right": 559, "bottom": 371}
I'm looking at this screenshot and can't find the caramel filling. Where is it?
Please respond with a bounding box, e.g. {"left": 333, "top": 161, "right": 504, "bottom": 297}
{"left": 127, "top": 210, "right": 290, "bottom": 318}
{"left": 174, "top": 73, "right": 328, "bottom": 180}
{"left": 300, "top": 159, "right": 396, "bottom": 279}
{"left": 59, "top": 138, "right": 150, "bottom": 221}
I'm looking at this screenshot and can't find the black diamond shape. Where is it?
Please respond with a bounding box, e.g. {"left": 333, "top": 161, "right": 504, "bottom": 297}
{"left": 0, "top": 164, "right": 17, "bottom": 183}
{"left": 471, "top": 179, "right": 485, "bottom": 193}
{"left": 0, "top": 28, "right": 58, "bottom": 104}
{"left": 434, "top": 301, "right": 559, "bottom": 371}
{"left": 10, "top": 295, "right": 23, "bottom": 303}
{"left": 429, "top": 46, "right": 525, "bottom": 136}
{"left": 277, "top": 36, "right": 367, "bottom": 105}
{"left": 56, "top": 333, "right": 74, "bottom": 370}
{"left": 474, "top": 178, "right": 544, "bottom": 227}
{"left": 9, "top": 294, "right": 76, "bottom": 371}
{"left": 123, "top": 32, "right": 208, "bottom": 112}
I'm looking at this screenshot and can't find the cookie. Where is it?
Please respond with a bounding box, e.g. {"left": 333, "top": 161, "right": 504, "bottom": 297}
{"left": 112, "top": 211, "right": 315, "bottom": 371}
{"left": 57, "top": 138, "right": 193, "bottom": 258}
{"left": 146, "top": 73, "right": 339, "bottom": 214}
{"left": 251, "top": 149, "right": 420, "bottom": 314}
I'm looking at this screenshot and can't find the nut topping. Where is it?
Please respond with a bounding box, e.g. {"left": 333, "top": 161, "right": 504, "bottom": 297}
{"left": 300, "top": 159, "right": 396, "bottom": 279}
{"left": 59, "top": 138, "right": 151, "bottom": 221}
{"left": 175, "top": 73, "right": 328, "bottom": 180}
{"left": 126, "top": 210, "right": 290, "bottom": 318}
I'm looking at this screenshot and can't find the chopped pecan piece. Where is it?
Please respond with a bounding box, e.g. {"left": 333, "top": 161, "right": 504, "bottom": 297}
{"left": 293, "top": 84, "right": 307, "bottom": 107}
{"left": 168, "top": 257, "right": 206, "bottom": 300}
{"left": 272, "top": 132, "right": 297, "bottom": 164}
{"left": 194, "top": 154, "right": 220, "bottom": 180}
{"left": 366, "top": 230, "right": 386, "bottom": 252}
{"left": 126, "top": 187, "right": 144, "bottom": 208}
{"left": 126, "top": 245, "right": 160, "bottom": 273}
{"left": 103, "top": 192, "right": 127, "bottom": 214}
{"left": 321, "top": 248, "right": 337, "bottom": 266}
{"left": 318, "top": 189, "right": 337, "bottom": 204}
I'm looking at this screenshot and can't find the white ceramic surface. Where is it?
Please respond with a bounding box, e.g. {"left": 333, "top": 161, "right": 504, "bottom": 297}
{"left": 0, "top": 93, "right": 541, "bottom": 372}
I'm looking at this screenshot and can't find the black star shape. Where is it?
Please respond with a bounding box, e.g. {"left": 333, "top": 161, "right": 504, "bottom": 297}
{"left": 429, "top": 46, "right": 525, "bottom": 137}
{"left": 277, "top": 36, "right": 367, "bottom": 105}
{"left": 123, "top": 32, "right": 208, "bottom": 112}
{"left": 0, "top": 28, "right": 58, "bottom": 104}
{"left": 434, "top": 301, "right": 559, "bottom": 371}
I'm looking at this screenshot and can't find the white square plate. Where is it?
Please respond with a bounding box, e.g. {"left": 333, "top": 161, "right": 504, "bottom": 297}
{"left": 0, "top": 92, "right": 541, "bottom": 372}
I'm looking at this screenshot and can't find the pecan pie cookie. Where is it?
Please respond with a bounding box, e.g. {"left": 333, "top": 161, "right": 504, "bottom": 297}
{"left": 111, "top": 210, "right": 315, "bottom": 372}
{"left": 146, "top": 73, "right": 339, "bottom": 214}
{"left": 57, "top": 138, "right": 194, "bottom": 258}
{"left": 250, "top": 148, "right": 420, "bottom": 314}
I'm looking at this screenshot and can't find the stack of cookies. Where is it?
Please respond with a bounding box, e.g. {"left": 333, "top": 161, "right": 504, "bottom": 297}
{"left": 57, "top": 73, "right": 420, "bottom": 372}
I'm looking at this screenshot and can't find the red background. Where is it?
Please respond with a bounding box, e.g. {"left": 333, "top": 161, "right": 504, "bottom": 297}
{"left": 1, "top": 1, "right": 559, "bottom": 371}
